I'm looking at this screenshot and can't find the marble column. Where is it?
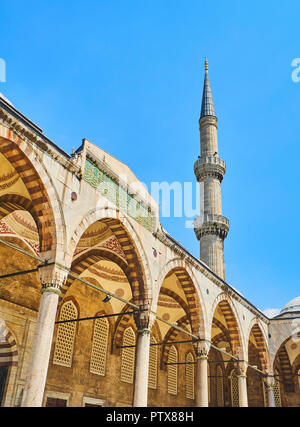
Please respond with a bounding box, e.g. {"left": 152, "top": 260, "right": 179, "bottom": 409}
{"left": 133, "top": 328, "right": 151, "bottom": 407}
{"left": 237, "top": 362, "right": 248, "bottom": 407}
{"left": 133, "top": 307, "right": 151, "bottom": 407}
{"left": 266, "top": 377, "right": 276, "bottom": 407}
{"left": 195, "top": 342, "right": 209, "bottom": 407}
{"left": 22, "top": 265, "right": 67, "bottom": 407}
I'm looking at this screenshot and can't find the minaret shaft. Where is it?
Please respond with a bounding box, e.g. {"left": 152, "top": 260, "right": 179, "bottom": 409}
{"left": 200, "top": 118, "right": 218, "bottom": 157}
{"left": 194, "top": 61, "right": 229, "bottom": 280}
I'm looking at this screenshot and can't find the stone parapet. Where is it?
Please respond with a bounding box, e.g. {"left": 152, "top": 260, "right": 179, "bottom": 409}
{"left": 194, "top": 214, "right": 229, "bottom": 240}
{"left": 194, "top": 156, "right": 226, "bottom": 182}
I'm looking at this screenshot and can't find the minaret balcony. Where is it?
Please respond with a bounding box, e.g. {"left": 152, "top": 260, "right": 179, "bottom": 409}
{"left": 194, "top": 214, "right": 229, "bottom": 240}
{"left": 194, "top": 156, "right": 226, "bottom": 182}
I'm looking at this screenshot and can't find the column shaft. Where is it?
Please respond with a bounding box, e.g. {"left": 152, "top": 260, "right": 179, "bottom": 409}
{"left": 238, "top": 375, "right": 248, "bottom": 407}
{"left": 133, "top": 329, "right": 150, "bottom": 407}
{"left": 22, "top": 290, "right": 59, "bottom": 407}
{"left": 267, "top": 387, "right": 276, "bottom": 407}
{"left": 196, "top": 356, "right": 209, "bottom": 407}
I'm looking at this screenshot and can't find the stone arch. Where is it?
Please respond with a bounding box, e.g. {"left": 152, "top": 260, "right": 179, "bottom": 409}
{"left": 68, "top": 207, "right": 152, "bottom": 306}
{"left": 269, "top": 321, "right": 300, "bottom": 367}
{"left": 246, "top": 318, "right": 270, "bottom": 373}
{"left": 151, "top": 320, "right": 163, "bottom": 346}
{"left": 273, "top": 335, "right": 297, "bottom": 393}
{"left": 161, "top": 314, "right": 190, "bottom": 369}
{"left": 212, "top": 318, "right": 232, "bottom": 346}
{"left": 210, "top": 293, "right": 246, "bottom": 359}
{"left": 113, "top": 303, "right": 136, "bottom": 354}
{"left": 61, "top": 247, "right": 130, "bottom": 301}
{"left": 154, "top": 258, "right": 207, "bottom": 340}
{"left": 0, "top": 327, "right": 18, "bottom": 367}
{"left": 159, "top": 287, "right": 190, "bottom": 319}
{"left": 0, "top": 194, "right": 34, "bottom": 219}
{"left": 0, "top": 125, "right": 65, "bottom": 259}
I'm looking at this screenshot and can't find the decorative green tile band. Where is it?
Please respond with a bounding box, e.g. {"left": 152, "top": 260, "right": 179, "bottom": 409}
{"left": 83, "top": 158, "right": 153, "bottom": 232}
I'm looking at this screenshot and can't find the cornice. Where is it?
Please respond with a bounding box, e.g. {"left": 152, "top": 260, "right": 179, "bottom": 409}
{"left": 0, "top": 105, "right": 82, "bottom": 178}
{"left": 153, "top": 229, "right": 269, "bottom": 324}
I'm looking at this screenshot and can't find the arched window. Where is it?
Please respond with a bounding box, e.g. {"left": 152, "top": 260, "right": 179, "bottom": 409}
{"left": 53, "top": 300, "right": 78, "bottom": 367}
{"left": 90, "top": 317, "right": 109, "bottom": 376}
{"left": 168, "top": 345, "right": 178, "bottom": 395}
{"left": 148, "top": 337, "right": 158, "bottom": 389}
{"left": 121, "top": 327, "right": 135, "bottom": 384}
{"left": 185, "top": 352, "right": 195, "bottom": 399}
{"left": 216, "top": 365, "right": 224, "bottom": 407}
{"left": 0, "top": 327, "right": 18, "bottom": 406}
{"left": 230, "top": 369, "right": 239, "bottom": 407}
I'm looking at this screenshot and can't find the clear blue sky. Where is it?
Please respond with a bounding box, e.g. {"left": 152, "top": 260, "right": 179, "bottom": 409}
{"left": 1, "top": 0, "right": 300, "bottom": 315}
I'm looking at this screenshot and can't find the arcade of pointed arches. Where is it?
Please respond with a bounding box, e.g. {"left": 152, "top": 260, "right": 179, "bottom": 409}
{"left": 0, "top": 122, "right": 299, "bottom": 407}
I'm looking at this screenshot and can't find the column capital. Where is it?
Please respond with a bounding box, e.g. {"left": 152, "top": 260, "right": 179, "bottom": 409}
{"left": 39, "top": 263, "right": 68, "bottom": 295}
{"left": 265, "top": 375, "right": 276, "bottom": 390}
{"left": 235, "top": 361, "right": 248, "bottom": 377}
{"left": 134, "top": 302, "right": 152, "bottom": 331}
{"left": 194, "top": 341, "right": 210, "bottom": 359}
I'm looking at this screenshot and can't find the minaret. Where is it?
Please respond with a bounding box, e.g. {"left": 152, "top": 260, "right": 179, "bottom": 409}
{"left": 194, "top": 60, "right": 229, "bottom": 279}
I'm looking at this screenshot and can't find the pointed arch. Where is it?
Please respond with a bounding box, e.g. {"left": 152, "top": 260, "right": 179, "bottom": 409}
{"left": 246, "top": 318, "right": 270, "bottom": 373}
{"left": 61, "top": 247, "right": 130, "bottom": 301}
{"left": 68, "top": 207, "right": 152, "bottom": 306}
{"left": 0, "top": 125, "right": 66, "bottom": 257}
{"left": 155, "top": 258, "right": 207, "bottom": 340}
{"left": 210, "top": 293, "right": 245, "bottom": 359}
{"left": 161, "top": 315, "right": 190, "bottom": 369}
{"left": 0, "top": 327, "right": 18, "bottom": 367}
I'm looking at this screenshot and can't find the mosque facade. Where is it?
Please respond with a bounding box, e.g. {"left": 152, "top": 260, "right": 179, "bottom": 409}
{"left": 0, "top": 63, "right": 299, "bottom": 407}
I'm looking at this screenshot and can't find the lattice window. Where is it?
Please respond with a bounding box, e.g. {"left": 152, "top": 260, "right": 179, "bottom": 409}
{"left": 168, "top": 345, "right": 178, "bottom": 395}
{"left": 274, "top": 370, "right": 282, "bottom": 407}
{"left": 121, "top": 327, "right": 135, "bottom": 384}
{"left": 90, "top": 317, "right": 109, "bottom": 376}
{"left": 148, "top": 337, "right": 157, "bottom": 389}
{"left": 230, "top": 369, "right": 239, "bottom": 407}
{"left": 216, "top": 365, "right": 224, "bottom": 407}
{"left": 185, "top": 352, "right": 195, "bottom": 399}
{"left": 53, "top": 301, "right": 77, "bottom": 367}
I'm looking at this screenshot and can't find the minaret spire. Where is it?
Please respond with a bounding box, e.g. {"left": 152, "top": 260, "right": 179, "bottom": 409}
{"left": 200, "top": 59, "right": 216, "bottom": 119}
{"left": 194, "top": 59, "right": 229, "bottom": 279}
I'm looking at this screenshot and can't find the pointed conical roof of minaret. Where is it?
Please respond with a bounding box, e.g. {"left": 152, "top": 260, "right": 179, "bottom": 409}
{"left": 200, "top": 59, "right": 216, "bottom": 118}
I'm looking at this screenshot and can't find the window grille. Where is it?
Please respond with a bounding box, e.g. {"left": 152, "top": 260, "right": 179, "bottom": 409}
{"left": 121, "top": 327, "right": 135, "bottom": 384}
{"left": 274, "top": 370, "right": 282, "bottom": 407}
{"left": 90, "top": 317, "right": 109, "bottom": 376}
{"left": 230, "top": 369, "right": 239, "bottom": 407}
{"left": 148, "top": 337, "right": 158, "bottom": 389}
{"left": 168, "top": 345, "right": 178, "bottom": 395}
{"left": 185, "top": 352, "right": 195, "bottom": 399}
{"left": 53, "top": 301, "right": 77, "bottom": 367}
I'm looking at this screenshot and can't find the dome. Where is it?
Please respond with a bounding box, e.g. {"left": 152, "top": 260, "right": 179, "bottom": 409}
{"left": 280, "top": 297, "right": 300, "bottom": 315}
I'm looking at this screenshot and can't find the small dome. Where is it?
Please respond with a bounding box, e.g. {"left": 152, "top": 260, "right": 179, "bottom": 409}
{"left": 280, "top": 297, "right": 300, "bottom": 315}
